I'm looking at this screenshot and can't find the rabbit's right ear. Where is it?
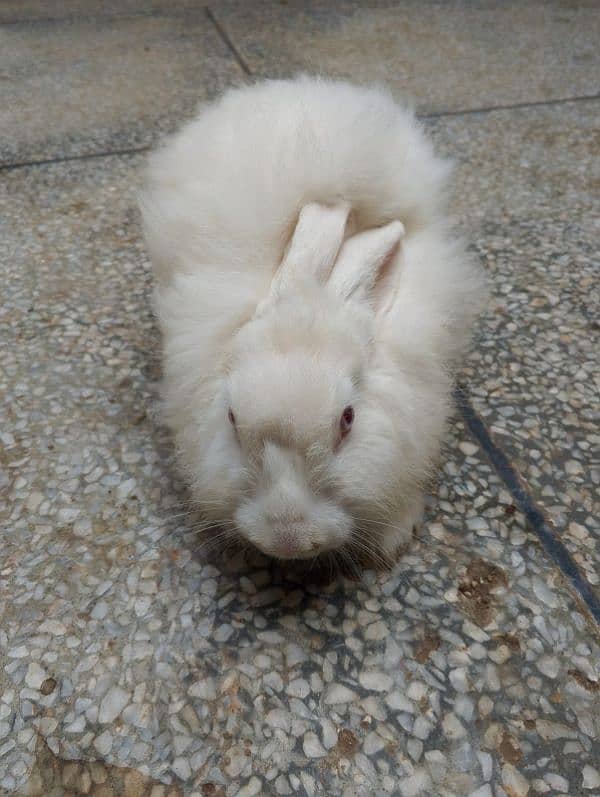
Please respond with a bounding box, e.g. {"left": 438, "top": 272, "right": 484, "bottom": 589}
{"left": 328, "top": 220, "right": 405, "bottom": 316}
{"left": 266, "top": 202, "right": 350, "bottom": 303}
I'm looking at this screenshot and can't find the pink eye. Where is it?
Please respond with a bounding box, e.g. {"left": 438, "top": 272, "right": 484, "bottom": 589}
{"left": 340, "top": 405, "right": 354, "bottom": 436}
{"left": 228, "top": 409, "right": 236, "bottom": 426}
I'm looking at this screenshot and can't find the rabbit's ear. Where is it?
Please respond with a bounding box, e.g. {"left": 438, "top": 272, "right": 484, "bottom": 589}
{"left": 268, "top": 202, "right": 350, "bottom": 300}
{"left": 328, "top": 220, "right": 405, "bottom": 315}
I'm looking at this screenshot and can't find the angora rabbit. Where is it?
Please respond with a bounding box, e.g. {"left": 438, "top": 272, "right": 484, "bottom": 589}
{"left": 140, "top": 76, "right": 484, "bottom": 565}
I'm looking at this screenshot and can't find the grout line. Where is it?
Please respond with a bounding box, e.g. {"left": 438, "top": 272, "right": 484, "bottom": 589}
{"left": 204, "top": 6, "right": 252, "bottom": 77}
{"left": 455, "top": 385, "right": 600, "bottom": 627}
{"left": 420, "top": 93, "right": 600, "bottom": 119}
{"left": 0, "top": 145, "right": 150, "bottom": 172}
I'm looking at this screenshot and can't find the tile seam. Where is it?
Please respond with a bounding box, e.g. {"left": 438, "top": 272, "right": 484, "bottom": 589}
{"left": 455, "top": 384, "right": 600, "bottom": 627}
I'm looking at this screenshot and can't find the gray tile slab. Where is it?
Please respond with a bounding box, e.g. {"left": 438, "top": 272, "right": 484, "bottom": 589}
{"left": 427, "top": 100, "right": 600, "bottom": 229}
{"left": 1, "top": 146, "right": 599, "bottom": 796}
{"left": 464, "top": 218, "right": 599, "bottom": 587}
{"left": 0, "top": 11, "right": 244, "bottom": 165}
{"left": 209, "top": 0, "right": 600, "bottom": 113}
{"left": 424, "top": 101, "right": 600, "bottom": 585}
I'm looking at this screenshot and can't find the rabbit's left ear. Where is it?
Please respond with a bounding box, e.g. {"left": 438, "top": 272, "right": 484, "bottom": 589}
{"left": 268, "top": 202, "right": 350, "bottom": 301}
{"left": 328, "top": 220, "right": 405, "bottom": 315}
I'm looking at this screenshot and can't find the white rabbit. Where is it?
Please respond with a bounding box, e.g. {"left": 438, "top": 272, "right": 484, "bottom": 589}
{"left": 140, "top": 76, "right": 484, "bottom": 565}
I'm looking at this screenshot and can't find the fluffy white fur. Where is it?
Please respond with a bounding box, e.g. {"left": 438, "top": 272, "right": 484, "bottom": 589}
{"left": 140, "top": 76, "right": 484, "bottom": 565}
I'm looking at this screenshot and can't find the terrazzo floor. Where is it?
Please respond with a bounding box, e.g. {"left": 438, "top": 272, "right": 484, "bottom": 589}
{"left": 1, "top": 2, "right": 599, "bottom": 796}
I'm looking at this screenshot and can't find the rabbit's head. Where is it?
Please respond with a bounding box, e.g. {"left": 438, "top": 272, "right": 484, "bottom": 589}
{"left": 220, "top": 203, "right": 406, "bottom": 559}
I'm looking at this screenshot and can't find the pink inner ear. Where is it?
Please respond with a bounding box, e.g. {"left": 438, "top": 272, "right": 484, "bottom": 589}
{"left": 340, "top": 405, "right": 354, "bottom": 441}
{"left": 327, "top": 219, "right": 405, "bottom": 314}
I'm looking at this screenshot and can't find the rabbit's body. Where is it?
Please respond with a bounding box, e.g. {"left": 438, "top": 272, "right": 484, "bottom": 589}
{"left": 141, "top": 77, "right": 483, "bottom": 564}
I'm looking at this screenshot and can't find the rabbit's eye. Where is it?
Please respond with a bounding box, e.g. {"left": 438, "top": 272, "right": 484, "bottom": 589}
{"left": 228, "top": 409, "right": 236, "bottom": 426}
{"left": 340, "top": 405, "right": 354, "bottom": 436}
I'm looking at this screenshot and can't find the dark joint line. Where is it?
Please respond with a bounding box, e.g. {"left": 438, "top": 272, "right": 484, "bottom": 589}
{"left": 455, "top": 386, "right": 600, "bottom": 626}
{"left": 421, "top": 93, "right": 600, "bottom": 120}
{"left": 205, "top": 6, "right": 252, "bottom": 77}
{"left": 0, "top": 145, "right": 150, "bottom": 172}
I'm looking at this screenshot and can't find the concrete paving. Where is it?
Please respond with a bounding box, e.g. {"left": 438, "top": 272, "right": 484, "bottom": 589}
{"left": 1, "top": 2, "right": 599, "bottom": 796}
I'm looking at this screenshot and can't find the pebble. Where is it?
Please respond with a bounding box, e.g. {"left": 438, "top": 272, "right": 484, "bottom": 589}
{"left": 364, "top": 621, "right": 388, "bottom": 640}
{"left": 172, "top": 757, "right": 192, "bottom": 780}
{"left": 122, "top": 702, "right": 152, "bottom": 729}
{"left": 323, "top": 684, "right": 357, "bottom": 704}
{"left": 320, "top": 719, "right": 337, "bottom": 750}
{"left": 534, "top": 720, "right": 578, "bottom": 741}
{"left": 502, "top": 764, "right": 530, "bottom": 797}
{"left": 237, "top": 777, "right": 262, "bottom": 797}
{"left": 303, "top": 732, "right": 326, "bottom": 758}
{"left": 386, "top": 692, "right": 414, "bottom": 713}
{"left": 38, "top": 620, "right": 67, "bottom": 636}
{"left": 449, "top": 668, "right": 469, "bottom": 692}
{"left": 224, "top": 745, "right": 248, "bottom": 777}
{"left": 265, "top": 709, "right": 291, "bottom": 733}
{"left": 189, "top": 679, "right": 216, "bottom": 700}
{"left": 287, "top": 679, "right": 310, "bottom": 698}
{"left": 469, "top": 786, "right": 493, "bottom": 797}
{"left": 406, "top": 681, "right": 427, "bottom": 701}
{"left": 477, "top": 751, "right": 493, "bottom": 781}
{"left": 455, "top": 695, "right": 474, "bottom": 722}
{"left": 399, "top": 769, "right": 432, "bottom": 796}
{"left": 213, "top": 624, "right": 234, "bottom": 642}
{"left": 25, "top": 662, "right": 47, "bottom": 689}
{"left": 532, "top": 578, "right": 559, "bottom": 608}
{"left": 583, "top": 766, "right": 600, "bottom": 790}
{"left": 536, "top": 656, "right": 560, "bottom": 678}
{"left": 363, "top": 731, "right": 385, "bottom": 755}
{"left": 116, "top": 478, "right": 136, "bottom": 500}
{"left": 264, "top": 671, "right": 284, "bottom": 692}
{"left": 7, "top": 646, "right": 28, "bottom": 659}
{"left": 478, "top": 695, "right": 494, "bottom": 717}
{"left": 359, "top": 671, "right": 393, "bottom": 692}
{"left": 275, "top": 774, "right": 292, "bottom": 795}
{"left": 98, "top": 686, "right": 129, "bottom": 723}
{"left": 544, "top": 773, "right": 569, "bottom": 792}
{"left": 65, "top": 716, "right": 85, "bottom": 733}
{"left": 93, "top": 730, "right": 113, "bottom": 756}
{"left": 285, "top": 643, "right": 306, "bottom": 667}
{"left": 355, "top": 752, "right": 377, "bottom": 780}
{"left": 442, "top": 713, "right": 466, "bottom": 740}
{"left": 489, "top": 645, "right": 511, "bottom": 665}
{"left": 412, "top": 717, "right": 433, "bottom": 741}
{"left": 407, "top": 738, "right": 423, "bottom": 762}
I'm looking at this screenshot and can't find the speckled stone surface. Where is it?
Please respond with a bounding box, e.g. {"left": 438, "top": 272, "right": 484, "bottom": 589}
{"left": 0, "top": 11, "right": 244, "bottom": 165}
{"left": 1, "top": 144, "right": 599, "bottom": 795}
{"left": 426, "top": 101, "right": 600, "bottom": 587}
{"left": 207, "top": 0, "right": 600, "bottom": 113}
{"left": 2, "top": 2, "right": 600, "bottom": 795}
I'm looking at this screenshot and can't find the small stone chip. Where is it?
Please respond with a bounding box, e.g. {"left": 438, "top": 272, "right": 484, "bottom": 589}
{"left": 337, "top": 728, "right": 359, "bottom": 756}
{"left": 40, "top": 677, "right": 57, "bottom": 696}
